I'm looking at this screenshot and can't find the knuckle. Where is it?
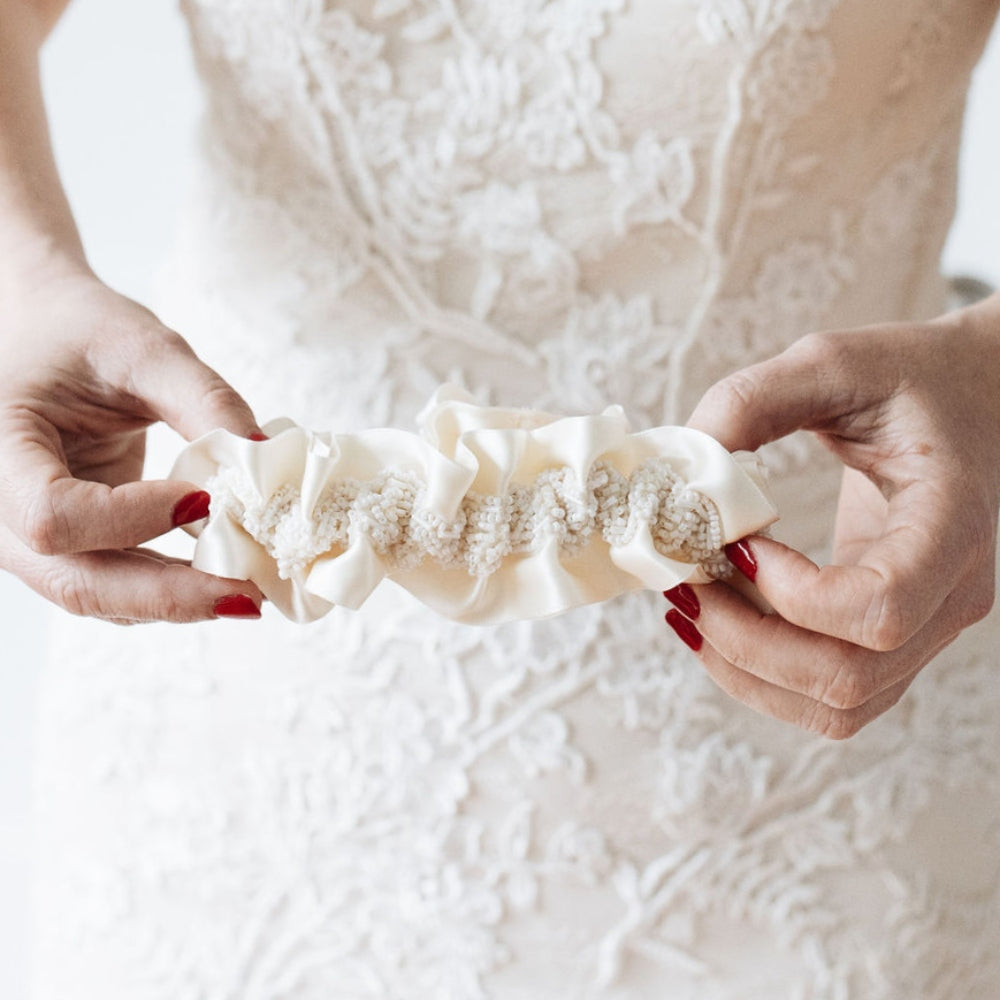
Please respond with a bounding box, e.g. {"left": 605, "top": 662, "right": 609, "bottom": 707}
{"left": 22, "top": 494, "right": 70, "bottom": 556}
{"left": 720, "top": 640, "right": 757, "bottom": 679}
{"left": 968, "top": 523, "right": 996, "bottom": 573}
{"left": 817, "top": 659, "right": 877, "bottom": 711}
{"left": 158, "top": 588, "right": 192, "bottom": 624}
{"left": 200, "top": 378, "right": 251, "bottom": 422}
{"left": 44, "top": 567, "right": 90, "bottom": 618}
{"left": 704, "top": 370, "right": 767, "bottom": 423}
{"left": 151, "top": 565, "right": 206, "bottom": 623}
{"left": 959, "top": 581, "right": 995, "bottom": 629}
{"left": 133, "top": 323, "right": 192, "bottom": 362}
{"left": 119, "top": 324, "right": 194, "bottom": 388}
{"left": 789, "top": 330, "right": 851, "bottom": 371}
{"left": 823, "top": 711, "right": 866, "bottom": 741}
{"left": 861, "top": 587, "right": 911, "bottom": 651}
{"left": 802, "top": 703, "right": 865, "bottom": 741}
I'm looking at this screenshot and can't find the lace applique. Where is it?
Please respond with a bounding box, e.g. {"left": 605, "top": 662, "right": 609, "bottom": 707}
{"left": 537, "top": 294, "right": 678, "bottom": 421}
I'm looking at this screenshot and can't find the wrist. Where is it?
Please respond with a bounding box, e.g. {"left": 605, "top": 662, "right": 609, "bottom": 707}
{"left": 0, "top": 227, "right": 91, "bottom": 306}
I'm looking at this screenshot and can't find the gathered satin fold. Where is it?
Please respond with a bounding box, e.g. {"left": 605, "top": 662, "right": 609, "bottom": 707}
{"left": 170, "top": 385, "right": 779, "bottom": 624}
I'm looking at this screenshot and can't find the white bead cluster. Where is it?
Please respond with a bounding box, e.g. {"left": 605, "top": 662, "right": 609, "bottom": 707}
{"left": 208, "top": 459, "right": 726, "bottom": 580}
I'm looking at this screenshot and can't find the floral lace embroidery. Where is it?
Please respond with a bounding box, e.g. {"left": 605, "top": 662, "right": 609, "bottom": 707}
{"left": 33, "top": 0, "right": 1000, "bottom": 998}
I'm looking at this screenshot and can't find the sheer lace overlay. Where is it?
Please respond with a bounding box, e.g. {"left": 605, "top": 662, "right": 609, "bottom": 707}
{"left": 33, "top": 1, "right": 1000, "bottom": 998}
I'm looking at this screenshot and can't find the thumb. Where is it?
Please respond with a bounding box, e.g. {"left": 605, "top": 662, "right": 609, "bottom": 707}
{"left": 127, "top": 327, "right": 263, "bottom": 442}
{"left": 686, "top": 333, "right": 875, "bottom": 452}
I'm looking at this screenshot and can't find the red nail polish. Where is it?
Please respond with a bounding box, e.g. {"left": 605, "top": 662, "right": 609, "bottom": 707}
{"left": 213, "top": 595, "right": 262, "bottom": 619}
{"left": 172, "top": 490, "right": 211, "bottom": 527}
{"left": 663, "top": 584, "right": 700, "bottom": 621}
{"left": 725, "top": 538, "right": 758, "bottom": 583}
{"left": 248, "top": 433, "right": 268, "bottom": 442}
{"left": 665, "top": 608, "right": 703, "bottom": 652}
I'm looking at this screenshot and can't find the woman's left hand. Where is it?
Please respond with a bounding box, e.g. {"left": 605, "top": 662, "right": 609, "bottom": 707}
{"left": 667, "top": 295, "right": 1000, "bottom": 738}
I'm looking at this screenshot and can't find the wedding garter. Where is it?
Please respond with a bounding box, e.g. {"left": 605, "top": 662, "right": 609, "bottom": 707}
{"left": 170, "top": 385, "right": 779, "bottom": 624}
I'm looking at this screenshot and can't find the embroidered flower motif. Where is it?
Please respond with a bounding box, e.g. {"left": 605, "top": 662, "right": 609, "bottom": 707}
{"left": 654, "top": 733, "right": 774, "bottom": 839}
{"left": 434, "top": 52, "right": 523, "bottom": 160}
{"left": 545, "top": 822, "right": 613, "bottom": 883}
{"left": 748, "top": 30, "right": 835, "bottom": 123}
{"left": 861, "top": 158, "right": 936, "bottom": 248}
{"left": 508, "top": 710, "right": 588, "bottom": 783}
{"left": 610, "top": 133, "right": 697, "bottom": 234}
{"left": 539, "top": 295, "right": 676, "bottom": 422}
{"left": 311, "top": 9, "right": 394, "bottom": 97}
{"left": 752, "top": 237, "right": 851, "bottom": 317}
{"left": 538, "top": 0, "right": 626, "bottom": 59}
{"left": 495, "top": 800, "right": 541, "bottom": 911}
{"left": 458, "top": 182, "right": 580, "bottom": 325}
{"left": 516, "top": 89, "right": 589, "bottom": 171}
{"left": 774, "top": 0, "right": 842, "bottom": 34}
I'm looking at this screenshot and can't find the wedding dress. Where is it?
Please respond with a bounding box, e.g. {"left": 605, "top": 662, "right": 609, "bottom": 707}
{"left": 32, "top": 1, "right": 1000, "bottom": 998}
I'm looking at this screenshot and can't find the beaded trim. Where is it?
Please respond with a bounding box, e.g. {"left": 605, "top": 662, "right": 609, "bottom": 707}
{"left": 208, "top": 459, "right": 727, "bottom": 580}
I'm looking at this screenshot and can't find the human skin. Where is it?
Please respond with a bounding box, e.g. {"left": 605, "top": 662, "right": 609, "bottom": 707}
{"left": 669, "top": 302, "right": 1000, "bottom": 737}
{"left": 4, "top": 2, "right": 1000, "bottom": 725}
{"left": 0, "top": 0, "right": 265, "bottom": 622}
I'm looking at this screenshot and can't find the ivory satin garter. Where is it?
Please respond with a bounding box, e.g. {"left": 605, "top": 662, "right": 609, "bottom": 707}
{"left": 170, "top": 386, "right": 779, "bottom": 624}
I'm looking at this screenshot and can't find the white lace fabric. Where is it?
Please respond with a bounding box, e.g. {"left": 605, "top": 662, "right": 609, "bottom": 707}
{"left": 172, "top": 386, "right": 777, "bottom": 623}
{"left": 32, "top": 1, "right": 1000, "bottom": 998}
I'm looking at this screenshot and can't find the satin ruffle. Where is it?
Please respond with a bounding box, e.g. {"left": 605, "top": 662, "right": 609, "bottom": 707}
{"left": 170, "top": 386, "right": 779, "bottom": 624}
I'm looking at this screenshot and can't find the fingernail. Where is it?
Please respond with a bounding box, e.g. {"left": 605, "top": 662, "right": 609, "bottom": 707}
{"left": 248, "top": 432, "right": 268, "bottom": 442}
{"left": 725, "top": 538, "right": 758, "bottom": 582}
{"left": 172, "top": 490, "right": 211, "bottom": 527}
{"left": 213, "top": 595, "right": 262, "bottom": 619}
{"left": 663, "top": 584, "right": 700, "bottom": 620}
{"left": 665, "top": 609, "right": 703, "bottom": 652}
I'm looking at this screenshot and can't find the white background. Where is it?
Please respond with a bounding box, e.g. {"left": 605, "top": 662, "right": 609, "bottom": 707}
{"left": 1, "top": 3, "right": 999, "bottom": 998}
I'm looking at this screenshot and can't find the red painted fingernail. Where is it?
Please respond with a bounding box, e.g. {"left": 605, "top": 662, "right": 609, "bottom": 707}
{"left": 172, "top": 490, "right": 211, "bottom": 527}
{"left": 665, "top": 609, "right": 703, "bottom": 652}
{"left": 663, "top": 584, "right": 700, "bottom": 620}
{"left": 248, "top": 432, "right": 268, "bottom": 442}
{"left": 725, "top": 538, "right": 758, "bottom": 582}
{"left": 213, "top": 595, "right": 262, "bottom": 619}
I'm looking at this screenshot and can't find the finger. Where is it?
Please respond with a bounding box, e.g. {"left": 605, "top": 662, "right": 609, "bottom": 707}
{"left": 682, "top": 581, "right": 951, "bottom": 710}
{"left": 831, "top": 467, "right": 885, "bottom": 564}
{"left": 729, "top": 510, "right": 973, "bottom": 650}
{"left": 685, "top": 332, "right": 892, "bottom": 452}
{"left": 0, "top": 432, "right": 217, "bottom": 555}
{"left": 120, "top": 326, "right": 263, "bottom": 441}
{"left": 30, "top": 547, "right": 263, "bottom": 624}
{"left": 695, "top": 638, "right": 916, "bottom": 739}
{"left": 132, "top": 546, "right": 194, "bottom": 567}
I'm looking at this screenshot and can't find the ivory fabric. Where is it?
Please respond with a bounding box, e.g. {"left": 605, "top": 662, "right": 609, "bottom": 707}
{"left": 32, "top": 2, "right": 1000, "bottom": 999}
{"left": 170, "top": 386, "right": 778, "bottom": 624}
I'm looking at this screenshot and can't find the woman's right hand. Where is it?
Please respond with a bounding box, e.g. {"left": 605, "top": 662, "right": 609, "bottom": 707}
{"left": 0, "top": 257, "right": 266, "bottom": 624}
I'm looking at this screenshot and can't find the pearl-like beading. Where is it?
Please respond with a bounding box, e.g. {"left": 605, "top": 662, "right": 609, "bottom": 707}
{"left": 208, "top": 458, "right": 727, "bottom": 581}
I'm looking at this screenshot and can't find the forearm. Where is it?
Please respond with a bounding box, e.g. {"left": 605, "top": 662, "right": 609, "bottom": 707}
{"left": 0, "top": 0, "right": 87, "bottom": 296}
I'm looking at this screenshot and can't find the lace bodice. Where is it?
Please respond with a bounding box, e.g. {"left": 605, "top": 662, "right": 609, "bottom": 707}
{"left": 167, "top": 0, "right": 996, "bottom": 433}
{"left": 32, "top": 2, "right": 1000, "bottom": 999}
